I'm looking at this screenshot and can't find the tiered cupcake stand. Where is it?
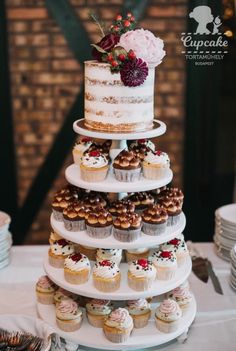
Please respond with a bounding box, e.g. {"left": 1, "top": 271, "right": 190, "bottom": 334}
{"left": 37, "top": 119, "right": 196, "bottom": 350}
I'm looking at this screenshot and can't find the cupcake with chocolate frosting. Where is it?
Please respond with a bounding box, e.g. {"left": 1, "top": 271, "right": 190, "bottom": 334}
{"left": 128, "top": 259, "right": 156, "bottom": 291}
{"left": 103, "top": 308, "right": 133, "bottom": 343}
{"left": 143, "top": 150, "right": 170, "bottom": 180}
{"left": 158, "top": 187, "right": 184, "bottom": 207}
{"left": 113, "top": 150, "right": 141, "bottom": 182}
{"left": 86, "top": 206, "right": 113, "bottom": 239}
{"left": 142, "top": 204, "right": 168, "bottom": 236}
{"left": 52, "top": 192, "right": 75, "bottom": 222}
{"left": 80, "top": 150, "right": 109, "bottom": 182}
{"left": 159, "top": 197, "right": 182, "bottom": 226}
{"left": 125, "top": 192, "right": 155, "bottom": 213}
{"left": 126, "top": 298, "right": 151, "bottom": 328}
{"left": 109, "top": 200, "right": 135, "bottom": 218}
{"left": 113, "top": 212, "right": 142, "bottom": 242}
{"left": 155, "top": 299, "right": 182, "bottom": 333}
{"left": 63, "top": 201, "right": 90, "bottom": 232}
{"left": 83, "top": 192, "right": 108, "bottom": 209}
{"left": 129, "top": 139, "right": 155, "bottom": 160}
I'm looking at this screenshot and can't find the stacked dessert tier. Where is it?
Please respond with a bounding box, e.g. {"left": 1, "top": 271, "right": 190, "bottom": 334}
{"left": 36, "top": 12, "right": 196, "bottom": 350}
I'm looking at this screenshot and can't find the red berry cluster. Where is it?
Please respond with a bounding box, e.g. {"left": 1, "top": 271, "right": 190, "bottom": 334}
{"left": 169, "top": 238, "right": 180, "bottom": 246}
{"left": 70, "top": 253, "right": 82, "bottom": 261}
{"left": 100, "top": 260, "right": 112, "bottom": 267}
{"left": 137, "top": 259, "right": 149, "bottom": 268}
{"left": 110, "top": 12, "right": 136, "bottom": 36}
{"left": 155, "top": 150, "right": 163, "bottom": 156}
{"left": 106, "top": 48, "right": 136, "bottom": 72}
{"left": 160, "top": 251, "right": 172, "bottom": 258}
{"left": 89, "top": 150, "right": 101, "bottom": 157}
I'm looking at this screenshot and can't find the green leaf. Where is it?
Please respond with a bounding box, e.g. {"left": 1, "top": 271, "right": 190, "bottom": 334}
{"left": 90, "top": 44, "right": 108, "bottom": 54}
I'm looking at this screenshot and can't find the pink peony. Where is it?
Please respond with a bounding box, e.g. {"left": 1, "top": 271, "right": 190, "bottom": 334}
{"left": 118, "top": 29, "right": 166, "bottom": 67}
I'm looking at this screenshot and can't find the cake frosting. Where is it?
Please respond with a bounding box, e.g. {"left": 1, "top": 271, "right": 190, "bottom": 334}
{"left": 96, "top": 248, "right": 122, "bottom": 264}
{"left": 56, "top": 298, "right": 82, "bottom": 320}
{"left": 64, "top": 253, "right": 91, "bottom": 272}
{"left": 144, "top": 150, "right": 170, "bottom": 166}
{"left": 86, "top": 299, "right": 112, "bottom": 315}
{"left": 150, "top": 250, "right": 177, "bottom": 267}
{"left": 126, "top": 299, "right": 150, "bottom": 315}
{"left": 36, "top": 275, "right": 57, "bottom": 293}
{"left": 51, "top": 239, "right": 74, "bottom": 256}
{"left": 128, "top": 259, "right": 156, "bottom": 278}
{"left": 161, "top": 238, "right": 188, "bottom": 255}
{"left": 104, "top": 308, "right": 133, "bottom": 329}
{"left": 167, "top": 287, "right": 192, "bottom": 306}
{"left": 93, "top": 260, "right": 120, "bottom": 278}
{"left": 81, "top": 151, "right": 108, "bottom": 168}
{"left": 156, "top": 299, "right": 182, "bottom": 322}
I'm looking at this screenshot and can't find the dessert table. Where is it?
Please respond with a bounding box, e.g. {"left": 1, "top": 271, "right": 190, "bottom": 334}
{"left": 0, "top": 243, "right": 236, "bottom": 350}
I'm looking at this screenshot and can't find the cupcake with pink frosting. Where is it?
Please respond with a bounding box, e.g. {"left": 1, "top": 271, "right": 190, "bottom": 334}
{"left": 103, "top": 307, "right": 133, "bottom": 343}
{"left": 56, "top": 298, "right": 83, "bottom": 332}
{"left": 86, "top": 299, "right": 112, "bottom": 328}
{"left": 126, "top": 299, "right": 151, "bottom": 328}
{"left": 167, "top": 286, "right": 192, "bottom": 309}
{"left": 155, "top": 299, "right": 182, "bottom": 333}
{"left": 35, "top": 275, "right": 57, "bottom": 305}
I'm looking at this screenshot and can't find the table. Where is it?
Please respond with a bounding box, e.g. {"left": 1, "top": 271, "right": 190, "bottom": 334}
{"left": 0, "top": 244, "right": 236, "bottom": 350}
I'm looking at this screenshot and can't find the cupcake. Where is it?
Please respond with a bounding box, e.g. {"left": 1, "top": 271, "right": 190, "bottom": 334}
{"left": 72, "top": 137, "right": 93, "bottom": 165}
{"left": 56, "top": 298, "right": 83, "bottom": 332}
{"left": 113, "top": 150, "right": 141, "bottom": 182}
{"left": 80, "top": 150, "right": 109, "bottom": 182}
{"left": 125, "top": 248, "right": 150, "bottom": 262}
{"left": 108, "top": 200, "right": 135, "bottom": 218}
{"left": 128, "top": 259, "right": 156, "bottom": 291}
{"left": 125, "top": 192, "right": 155, "bottom": 213}
{"left": 63, "top": 201, "right": 90, "bottom": 232}
{"left": 159, "top": 197, "right": 182, "bottom": 226}
{"left": 86, "top": 299, "right": 112, "bottom": 328}
{"left": 64, "top": 253, "right": 91, "bottom": 284}
{"left": 48, "top": 239, "right": 74, "bottom": 268}
{"left": 53, "top": 287, "right": 78, "bottom": 305}
{"left": 96, "top": 248, "right": 122, "bottom": 266}
{"left": 158, "top": 187, "right": 184, "bottom": 207}
{"left": 86, "top": 206, "right": 113, "bottom": 239}
{"left": 155, "top": 299, "right": 182, "bottom": 333}
{"left": 161, "top": 238, "right": 189, "bottom": 266}
{"left": 88, "top": 140, "right": 111, "bottom": 161}
{"left": 142, "top": 205, "right": 168, "bottom": 236}
{"left": 49, "top": 230, "right": 62, "bottom": 245}
{"left": 143, "top": 150, "right": 170, "bottom": 180}
{"left": 93, "top": 260, "right": 121, "bottom": 292}
{"left": 150, "top": 250, "right": 177, "bottom": 280}
{"left": 129, "top": 139, "right": 155, "bottom": 160}
{"left": 126, "top": 299, "right": 151, "bottom": 328}
{"left": 103, "top": 308, "right": 133, "bottom": 343}
{"left": 77, "top": 245, "right": 97, "bottom": 261}
{"left": 113, "top": 213, "right": 142, "bottom": 242}
{"left": 83, "top": 192, "right": 108, "bottom": 209}
{"left": 36, "top": 275, "right": 57, "bottom": 305}
{"left": 52, "top": 192, "right": 75, "bottom": 222}
{"left": 167, "top": 286, "right": 192, "bottom": 309}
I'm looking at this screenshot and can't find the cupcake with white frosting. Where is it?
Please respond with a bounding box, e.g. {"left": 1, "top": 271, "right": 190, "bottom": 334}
{"left": 56, "top": 298, "right": 83, "bottom": 332}
{"left": 72, "top": 137, "right": 93, "bottom": 165}
{"left": 161, "top": 238, "right": 189, "bottom": 266}
{"left": 126, "top": 298, "right": 151, "bottom": 328}
{"left": 96, "top": 248, "right": 122, "bottom": 266}
{"left": 36, "top": 275, "right": 57, "bottom": 305}
{"left": 48, "top": 239, "right": 74, "bottom": 268}
{"left": 155, "top": 299, "right": 182, "bottom": 333}
{"left": 150, "top": 250, "right": 177, "bottom": 280}
{"left": 86, "top": 299, "right": 112, "bottom": 328}
{"left": 93, "top": 260, "right": 121, "bottom": 292}
{"left": 103, "top": 308, "right": 133, "bottom": 343}
{"left": 64, "top": 253, "right": 91, "bottom": 284}
{"left": 128, "top": 259, "right": 156, "bottom": 291}
{"left": 80, "top": 150, "right": 109, "bottom": 182}
{"left": 143, "top": 150, "right": 170, "bottom": 180}
{"left": 48, "top": 230, "right": 62, "bottom": 245}
{"left": 167, "top": 286, "right": 192, "bottom": 309}
{"left": 125, "top": 248, "right": 150, "bottom": 262}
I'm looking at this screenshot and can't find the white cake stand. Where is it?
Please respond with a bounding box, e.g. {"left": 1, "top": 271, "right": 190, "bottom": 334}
{"left": 37, "top": 297, "right": 196, "bottom": 350}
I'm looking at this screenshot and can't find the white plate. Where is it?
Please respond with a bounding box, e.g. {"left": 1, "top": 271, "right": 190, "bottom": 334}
{"left": 37, "top": 297, "right": 196, "bottom": 350}
{"left": 44, "top": 256, "right": 192, "bottom": 301}
{"left": 51, "top": 213, "right": 186, "bottom": 250}
{"left": 216, "top": 204, "right": 236, "bottom": 225}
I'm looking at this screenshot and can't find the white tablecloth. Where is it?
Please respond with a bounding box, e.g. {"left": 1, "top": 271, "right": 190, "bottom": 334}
{"left": 0, "top": 244, "right": 236, "bottom": 350}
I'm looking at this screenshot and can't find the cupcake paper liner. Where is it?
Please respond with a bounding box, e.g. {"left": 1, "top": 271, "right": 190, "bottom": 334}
{"left": 128, "top": 274, "right": 155, "bottom": 291}
{"left": 143, "top": 165, "right": 170, "bottom": 180}
{"left": 176, "top": 252, "right": 189, "bottom": 266}
{"left": 93, "top": 275, "right": 121, "bottom": 292}
{"left": 167, "top": 213, "right": 181, "bottom": 226}
{"left": 155, "top": 318, "right": 180, "bottom": 333}
{"left": 48, "top": 255, "right": 65, "bottom": 269}
{"left": 56, "top": 317, "right": 82, "bottom": 332}
{"left": 114, "top": 168, "right": 141, "bottom": 182}
{"left": 64, "top": 268, "right": 90, "bottom": 284}
{"left": 103, "top": 326, "right": 132, "bottom": 343}
{"left": 156, "top": 267, "right": 176, "bottom": 281}
{"left": 113, "top": 227, "right": 141, "bottom": 242}
{"left": 87, "top": 312, "right": 109, "bottom": 328}
{"left": 73, "top": 151, "right": 82, "bottom": 166}
{"left": 86, "top": 225, "right": 112, "bottom": 239}
{"left": 131, "top": 311, "right": 151, "bottom": 328}
{"left": 63, "top": 218, "right": 85, "bottom": 232}
{"left": 142, "top": 221, "right": 167, "bottom": 236}
{"left": 36, "top": 291, "right": 54, "bottom": 305}
{"left": 80, "top": 166, "right": 108, "bottom": 183}
{"left": 52, "top": 209, "right": 63, "bottom": 222}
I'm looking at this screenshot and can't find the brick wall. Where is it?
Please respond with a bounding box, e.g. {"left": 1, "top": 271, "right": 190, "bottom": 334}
{"left": 6, "top": 0, "right": 187, "bottom": 244}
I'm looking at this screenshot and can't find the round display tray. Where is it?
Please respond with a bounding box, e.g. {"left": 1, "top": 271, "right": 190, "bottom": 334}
{"left": 50, "top": 212, "right": 186, "bottom": 250}
{"left": 44, "top": 256, "right": 192, "bottom": 300}
{"left": 65, "top": 164, "right": 173, "bottom": 193}
{"left": 73, "top": 119, "right": 166, "bottom": 140}
{"left": 37, "top": 297, "right": 196, "bottom": 350}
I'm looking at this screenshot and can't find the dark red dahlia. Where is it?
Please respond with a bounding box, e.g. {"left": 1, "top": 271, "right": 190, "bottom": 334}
{"left": 92, "top": 33, "right": 120, "bottom": 61}
{"left": 120, "top": 58, "right": 148, "bottom": 87}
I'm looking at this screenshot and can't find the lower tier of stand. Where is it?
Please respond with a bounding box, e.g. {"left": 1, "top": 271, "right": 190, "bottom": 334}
{"left": 37, "top": 296, "right": 196, "bottom": 350}
{"left": 44, "top": 256, "right": 192, "bottom": 300}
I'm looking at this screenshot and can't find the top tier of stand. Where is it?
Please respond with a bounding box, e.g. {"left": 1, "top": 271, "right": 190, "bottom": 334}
{"left": 73, "top": 119, "right": 166, "bottom": 140}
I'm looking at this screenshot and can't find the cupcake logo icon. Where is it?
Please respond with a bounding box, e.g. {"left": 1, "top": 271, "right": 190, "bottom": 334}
{"left": 181, "top": 6, "right": 228, "bottom": 65}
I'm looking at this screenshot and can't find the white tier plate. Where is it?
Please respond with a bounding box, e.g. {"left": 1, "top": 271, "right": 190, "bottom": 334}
{"left": 51, "top": 213, "right": 186, "bottom": 250}
{"left": 73, "top": 119, "right": 166, "bottom": 140}
{"left": 65, "top": 164, "right": 173, "bottom": 193}
{"left": 215, "top": 204, "right": 236, "bottom": 225}
{"left": 44, "top": 256, "right": 192, "bottom": 300}
{"left": 37, "top": 297, "right": 196, "bottom": 350}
